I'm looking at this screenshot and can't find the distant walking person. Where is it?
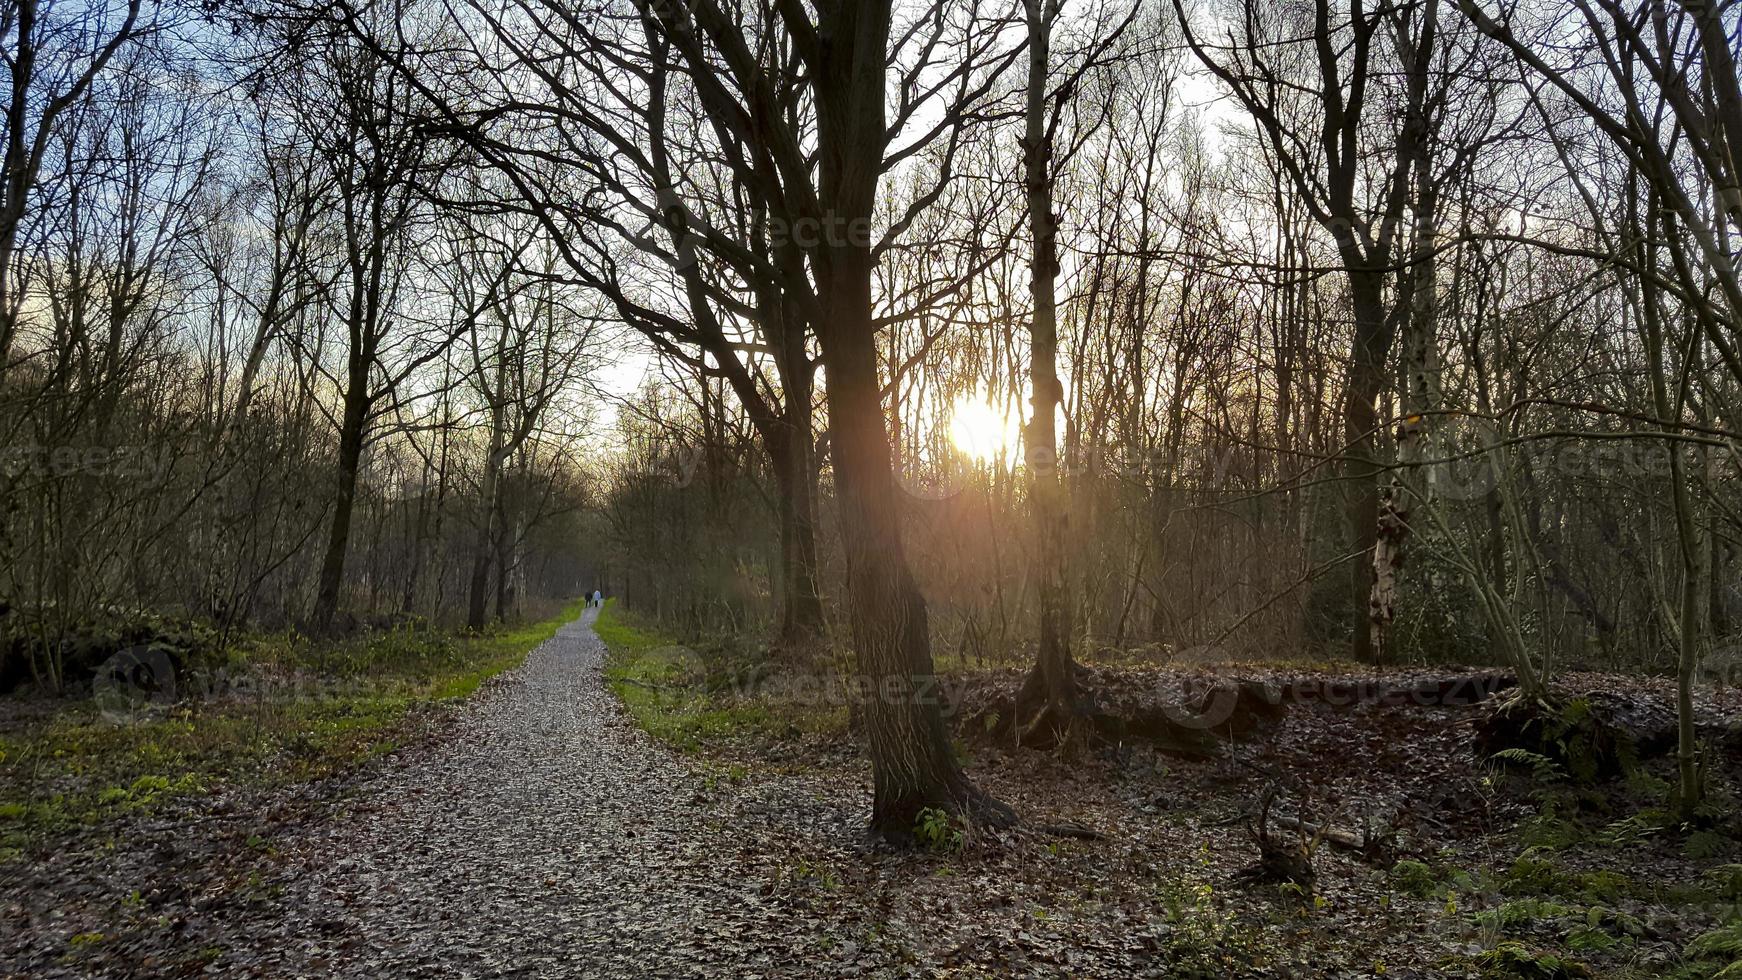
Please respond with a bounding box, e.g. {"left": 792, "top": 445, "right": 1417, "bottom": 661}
{"left": 592, "top": 588, "right": 603, "bottom": 608}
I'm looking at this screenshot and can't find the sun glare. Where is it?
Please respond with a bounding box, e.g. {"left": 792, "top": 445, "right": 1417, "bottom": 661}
{"left": 946, "top": 394, "right": 1024, "bottom": 463}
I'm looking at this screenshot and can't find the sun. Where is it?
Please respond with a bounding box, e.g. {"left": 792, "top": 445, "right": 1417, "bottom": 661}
{"left": 947, "top": 393, "right": 1024, "bottom": 463}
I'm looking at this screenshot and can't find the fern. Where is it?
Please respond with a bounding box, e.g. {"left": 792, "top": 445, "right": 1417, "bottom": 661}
{"left": 1597, "top": 812, "right": 1665, "bottom": 847}
{"left": 1705, "top": 864, "right": 1742, "bottom": 902}
{"left": 1688, "top": 923, "right": 1742, "bottom": 960}
{"left": 1391, "top": 860, "right": 1441, "bottom": 899}
{"left": 1474, "top": 898, "right": 1572, "bottom": 930}
{"left": 1493, "top": 748, "right": 1567, "bottom": 781}
{"left": 1474, "top": 940, "right": 1592, "bottom": 979}
{"left": 1563, "top": 926, "right": 1619, "bottom": 954}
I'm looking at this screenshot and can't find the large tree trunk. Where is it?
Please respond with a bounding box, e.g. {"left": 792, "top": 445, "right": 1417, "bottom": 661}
{"left": 493, "top": 473, "right": 517, "bottom": 621}
{"left": 313, "top": 161, "right": 393, "bottom": 632}
{"left": 1014, "top": 0, "right": 1080, "bottom": 744}
{"left": 1368, "top": 6, "right": 1440, "bottom": 661}
{"left": 640, "top": 46, "right": 823, "bottom": 647}
{"left": 819, "top": 272, "right": 1012, "bottom": 831}
{"left": 807, "top": 0, "right": 1011, "bottom": 834}
{"left": 465, "top": 514, "right": 494, "bottom": 629}
{"left": 402, "top": 391, "right": 451, "bottom": 615}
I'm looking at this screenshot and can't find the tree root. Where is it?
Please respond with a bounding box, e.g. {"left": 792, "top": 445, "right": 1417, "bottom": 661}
{"left": 1036, "top": 821, "right": 1108, "bottom": 841}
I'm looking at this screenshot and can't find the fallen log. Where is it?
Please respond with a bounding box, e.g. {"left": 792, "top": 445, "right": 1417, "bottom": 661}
{"left": 961, "top": 670, "right": 1521, "bottom": 755}
{"left": 963, "top": 674, "right": 1289, "bottom": 757}
{"left": 1270, "top": 814, "right": 1396, "bottom": 866}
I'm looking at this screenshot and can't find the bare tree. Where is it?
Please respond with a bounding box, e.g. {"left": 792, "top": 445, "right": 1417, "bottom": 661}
{"left": 0, "top": 0, "right": 146, "bottom": 380}
{"left": 1176, "top": 0, "right": 1445, "bottom": 662}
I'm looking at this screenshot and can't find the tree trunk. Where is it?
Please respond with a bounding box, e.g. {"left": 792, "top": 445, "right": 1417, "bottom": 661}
{"left": 819, "top": 274, "right": 1012, "bottom": 831}
{"left": 1669, "top": 443, "right": 1709, "bottom": 817}
{"left": 641, "top": 46, "right": 823, "bottom": 647}
{"left": 1014, "top": 0, "right": 1080, "bottom": 744}
{"left": 493, "top": 477, "right": 516, "bottom": 621}
{"left": 1344, "top": 272, "right": 1389, "bottom": 662}
{"left": 465, "top": 532, "right": 493, "bottom": 630}
{"left": 770, "top": 425, "right": 824, "bottom": 647}
{"left": 772, "top": 302, "right": 825, "bottom": 648}
{"left": 469, "top": 435, "right": 505, "bottom": 631}
{"left": 807, "top": 0, "right": 1010, "bottom": 833}
{"left": 313, "top": 360, "right": 369, "bottom": 631}
{"left": 1369, "top": 6, "right": 1440, "bottom": 661}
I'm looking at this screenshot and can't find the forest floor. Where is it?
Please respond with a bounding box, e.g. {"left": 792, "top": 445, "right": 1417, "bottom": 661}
{"left": 598, "top": 607, "right": 1742, "bottom": 979}
{"left": 1, "top": 604, "right": 1740, "bottom": 977}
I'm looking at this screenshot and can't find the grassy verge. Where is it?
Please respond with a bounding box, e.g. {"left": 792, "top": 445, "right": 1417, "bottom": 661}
{"left": 0, "top": 596, "right": 588, "bottom": 859}
{"left": 596, "top": 600, "right": 846, "bottom": 754}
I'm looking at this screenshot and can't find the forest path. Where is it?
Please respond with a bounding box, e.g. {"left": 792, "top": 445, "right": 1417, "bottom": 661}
{"left": 222, "top": 606, "right": 859, "bottom": 977}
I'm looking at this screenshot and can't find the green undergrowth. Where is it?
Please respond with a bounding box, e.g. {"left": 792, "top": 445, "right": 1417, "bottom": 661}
{"left": 0, "top": 595, "right": 587, "bottom": 860}
{"left": 597, "top": 600, "right": 846, "bottom": 755}
{"left": 1391, "top": 827, "right": 1742, "bottom": 978}
{"left": 1402, "top": 734, "right": 1742, "bottom": 978}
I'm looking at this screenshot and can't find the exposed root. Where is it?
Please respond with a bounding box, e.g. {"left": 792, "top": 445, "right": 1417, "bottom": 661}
{"left": 1232, "top": 787, "right": 1320, "bottom": 890}
{"left": 1036, "top": 821, "right": 1109, "bottom": 841}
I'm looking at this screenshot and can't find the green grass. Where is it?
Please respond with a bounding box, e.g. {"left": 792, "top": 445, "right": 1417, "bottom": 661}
{"left": 0, "top": 595, "right": 589, "bottom": 859}
{"left": 596, "top": 600, "right": 846, "bottom": 754}
{"left": 593, "top": 599, "right": 669, "bottom": 661}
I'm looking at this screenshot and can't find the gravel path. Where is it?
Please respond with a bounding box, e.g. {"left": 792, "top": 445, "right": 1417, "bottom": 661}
{"left": 223, "top": 608, "right": 864, "bottom": 978}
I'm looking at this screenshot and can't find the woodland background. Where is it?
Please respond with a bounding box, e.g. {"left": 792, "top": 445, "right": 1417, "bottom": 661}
{"left": 1, "top": 0, "right": 1739, "bottom": 823}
